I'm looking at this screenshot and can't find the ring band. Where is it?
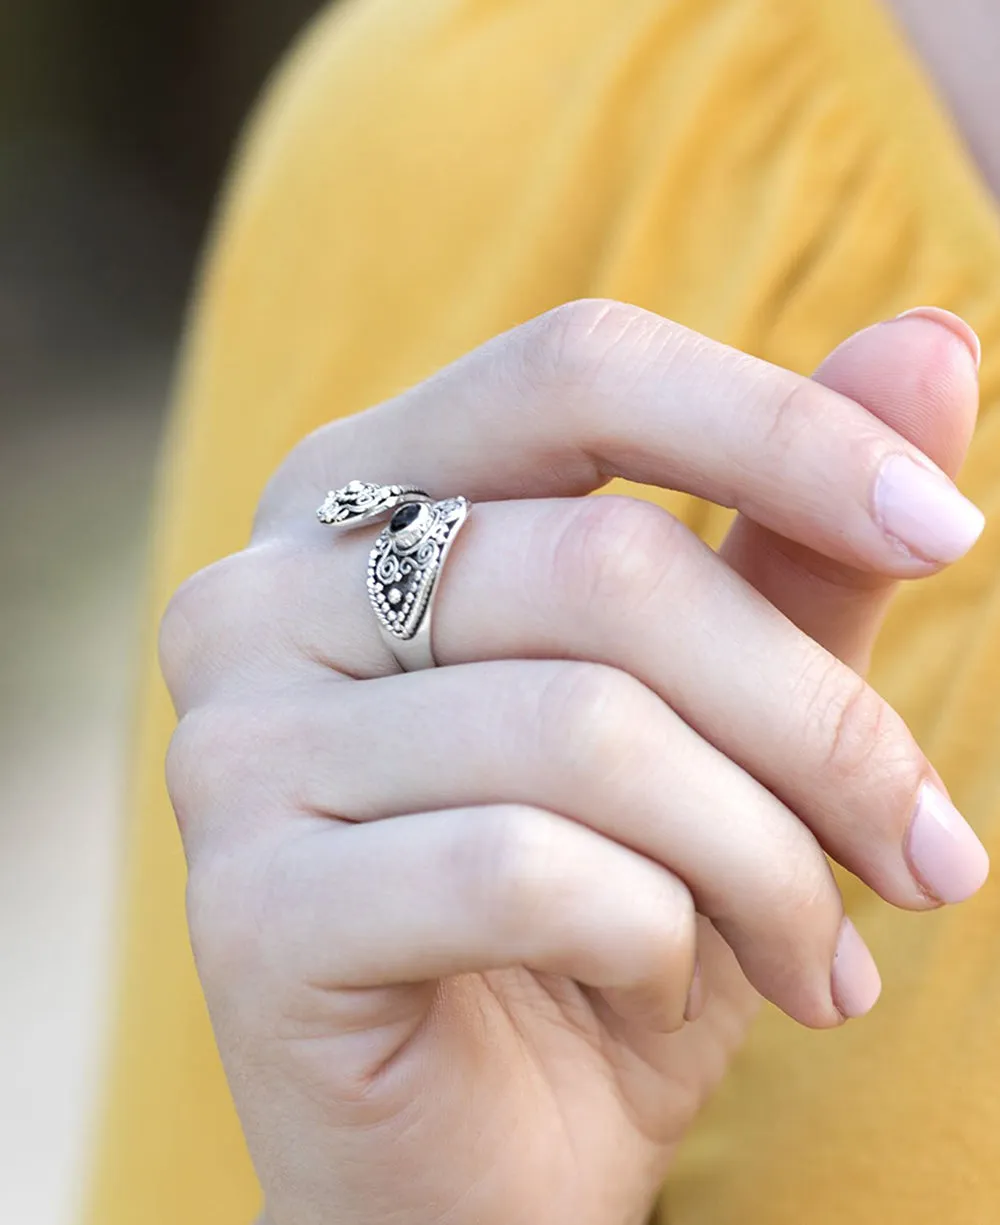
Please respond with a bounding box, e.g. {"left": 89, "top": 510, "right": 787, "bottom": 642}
{"left": 317, "top": 479, "right": 471, "bottom": 671}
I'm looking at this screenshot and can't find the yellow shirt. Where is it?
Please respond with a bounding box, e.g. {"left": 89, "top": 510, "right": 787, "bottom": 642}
{"left": 84, "top": 0, "right": 1000, "bottom": 1221}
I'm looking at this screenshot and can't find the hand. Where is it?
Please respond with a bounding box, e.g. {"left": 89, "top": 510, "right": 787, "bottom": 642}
{"left": 160, "top": 300, "right": 988, "bottom": 1225}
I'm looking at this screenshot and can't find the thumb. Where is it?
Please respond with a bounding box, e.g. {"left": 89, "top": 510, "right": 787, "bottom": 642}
{"left": 720, "top": 307, "right": 981, "bottom": 674}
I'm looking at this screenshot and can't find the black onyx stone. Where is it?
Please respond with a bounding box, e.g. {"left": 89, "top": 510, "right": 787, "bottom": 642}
{"left": 389, "top": 502, "right": 422, "bottom": 532}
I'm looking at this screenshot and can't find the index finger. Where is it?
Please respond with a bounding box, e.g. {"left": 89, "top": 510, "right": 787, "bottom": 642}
{"left": 256, "top": 299, "right": 984, "bottom": 574}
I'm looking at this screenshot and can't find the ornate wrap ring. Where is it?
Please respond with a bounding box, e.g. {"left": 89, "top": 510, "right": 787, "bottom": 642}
{"left": 316, "top": 479, "right": 471, "bottom": 671}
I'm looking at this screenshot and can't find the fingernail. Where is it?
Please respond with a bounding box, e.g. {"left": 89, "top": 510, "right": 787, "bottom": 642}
{"left": 684, "top": 958, "right": 704, "bottom": 1022}
{"left": 874, "top": 454, "right": 985, "bottom": 563}
{"left": 906, "top": 781, "right": 990, "bottom": 904}
{"left": 892, "top": 306, "right": 981, "bottom": 371}
{"left": 831, "top": 918, "right": 882, "bottom": 1020}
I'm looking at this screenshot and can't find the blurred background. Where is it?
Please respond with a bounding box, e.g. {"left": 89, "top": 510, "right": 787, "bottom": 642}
{"left": 0, "top": 1, "right": 326, "bottom": 1219}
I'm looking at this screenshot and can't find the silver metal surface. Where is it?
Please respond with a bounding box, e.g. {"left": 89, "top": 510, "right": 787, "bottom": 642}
{"left": 317, "top": 480, "right": 471, "bottom": 671}
{"left": 316, "top": 479, "right": 432, "bottom": 527}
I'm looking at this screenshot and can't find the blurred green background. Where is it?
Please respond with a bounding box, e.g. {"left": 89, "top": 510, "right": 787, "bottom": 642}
{"left": 0, "top": 3, "right": 324, "bottom": 1221}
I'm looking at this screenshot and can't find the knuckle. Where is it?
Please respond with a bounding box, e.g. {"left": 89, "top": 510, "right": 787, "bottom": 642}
{"left": 165, "top": 702, "right": 261, "bottom": 824}
{"left": 598, "top": 880, "right": 698, "bottom": 1036}
{"left": 773, "top": 848, "right": 838, "bottom": 932}
{"left": 801, "top": 658, "right": 882, "bottom": 782}
{"left": 552, "top": 494, "right": 683, "bottom": 614}
{"left": 538, "top": 660, "right": 653, "bottom": 786}
{"left": 632, "top": 882, "right": 698, "bottom": 982}
{"left": 164, "top": 707, "right": 220, "bottom": 821}
{"left": 518, "top": 298, "right": 662, "bottom": 394}
{"left": 802, "top": 657, "right": 923, "bottom": 800}
{"left": 158, "top": 564, "right": 218, "bottom": 692}
{"left": 166, "top": 698, "right": 306, "bottom": 857}
{"left": 826, "top": 678, "right": 884, "bottom": 781}
{"left": 158, "top": 554, "right": 247, "bottom": 695}
{"left": 470, "top": 805, "right": 564, "bottom": 930}
{"left": 158, "top": 545, "right": 296, "bottom": 704}
{"left": 762, "top": 376, "right": 826, "bottom": 458}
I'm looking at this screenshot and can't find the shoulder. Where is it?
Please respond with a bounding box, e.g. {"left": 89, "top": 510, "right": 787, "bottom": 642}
{"left": 195, "top": 0, "right": 865, "bottom": 366}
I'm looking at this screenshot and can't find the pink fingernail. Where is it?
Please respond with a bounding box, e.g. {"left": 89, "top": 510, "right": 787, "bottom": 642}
{"left": 892, "top": 306, "right": 981, "bottom": 371}
{"left": 873, "top": 454, "right": 985, "bottom": 563}
{"left": 906, "top": 781, "right": 990, "bottom": 904}
{"left": 831, "top": 918, "right": 882, "bottom": 1020}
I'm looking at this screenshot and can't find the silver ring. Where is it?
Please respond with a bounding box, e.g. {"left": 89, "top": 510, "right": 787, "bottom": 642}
{"left": 316, "top": 479, "right": 471, "bottom": 670}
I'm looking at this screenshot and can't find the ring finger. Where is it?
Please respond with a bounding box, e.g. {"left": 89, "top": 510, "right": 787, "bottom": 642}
{"left": 169, "top": 493, "right": 988, "bottom": 912}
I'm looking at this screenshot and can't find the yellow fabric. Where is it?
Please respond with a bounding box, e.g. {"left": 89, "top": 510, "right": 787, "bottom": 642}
{"left": 84, "top": 0, "right": 1000, "bottom": 1221}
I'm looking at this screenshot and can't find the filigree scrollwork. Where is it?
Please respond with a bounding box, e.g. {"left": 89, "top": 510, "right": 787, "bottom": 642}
{"left": 316, "top": 480, "right": 431, "bottom": 527}
{"left": 367, "top": 496, "right": 470, "bottom": 640}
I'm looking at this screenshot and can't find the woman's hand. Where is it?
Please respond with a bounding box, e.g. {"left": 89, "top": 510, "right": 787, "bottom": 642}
{"left": 159, "top": 300, "right": 987, "bottom": 1225}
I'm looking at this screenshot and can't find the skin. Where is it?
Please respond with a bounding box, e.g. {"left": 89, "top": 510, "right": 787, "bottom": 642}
{"left": 166, "top": 9, "right": 1000, "bottom": 1225}
{"left": 162, "top": 300, "right": 986, "bottom": 1225}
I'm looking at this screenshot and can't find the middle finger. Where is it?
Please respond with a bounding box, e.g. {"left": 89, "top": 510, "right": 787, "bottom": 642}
{"left": 432, "top": 495, "right": 989, "bottom": 911}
